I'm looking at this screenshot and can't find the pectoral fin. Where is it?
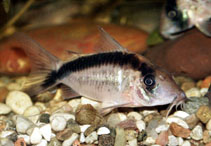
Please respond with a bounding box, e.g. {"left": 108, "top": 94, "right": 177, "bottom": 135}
{"left": 60, "top": 84, "right": 81, "bottom": 99}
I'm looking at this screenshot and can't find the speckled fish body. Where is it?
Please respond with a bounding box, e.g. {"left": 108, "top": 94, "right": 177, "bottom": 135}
{"left": 160, "top": 0, "right": 211, "bottom": 39}
{"left": 13, "top": 28, "right": 186, "bottom": 113}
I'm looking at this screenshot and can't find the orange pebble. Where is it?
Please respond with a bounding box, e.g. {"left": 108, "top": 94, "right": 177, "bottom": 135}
{"left": 73, "top": 140, "right": 81, "bottom": 146}
{"left": 200, "top": 76, "right": 211, "bottom": 88}
{"left": 15, "top": 138, "right": 26, "bottom": 146}
{"left": 206, "top": 142, "right": 211, "bottom": 146}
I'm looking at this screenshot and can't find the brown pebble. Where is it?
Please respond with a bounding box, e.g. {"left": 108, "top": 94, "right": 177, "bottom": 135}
{"left": 117, "top": 119, "right": 137, "bottom": 130}
{"left": 185, "top": 114, "right": 199, "bottom": 129}
{"left": 196, "top": 105, "right": 211, "bottom": 123}
{"left": 170, "top": 122, "right": 191, "bottom": 138}
{"left": 203, "top": 130, "right": 211, "bottom": 144}
{"left": 0, "top": 87, "right": 8, "bottom": 103}
{"left": 14, "top": 138, "right": 26, "bottom": 146}
{"left": 181, "top": 81, "right": 196, "bottom": 91}
{"left": 155, "top": 131, "right": 168, "bottom": 146}
{"left": 206, "top": 142, "right": 211, "bottom": 146}
{"left": 56, "top": 128, "right": 73, "bottom": 141}
{"left": 98, "top": 135, "right": 115, "bottom": 146}
{"left": 84, "top": 125, "right": 98, "bottom": 137}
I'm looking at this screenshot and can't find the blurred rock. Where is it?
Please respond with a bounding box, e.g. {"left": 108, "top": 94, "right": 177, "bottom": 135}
{"left": 155, "top": 131, "right": 168, "bottom": 146}
{"left": 196, "top": 105, "right": 211, "bottom": 124}
{"left": 0, "top": 21, "right": 148, "bottom": 75}
{"left": 145, "top": 28, "right": 211, "bottom": 80}
{"left": 170, "top": 122, "right": 191, "bottom": 138}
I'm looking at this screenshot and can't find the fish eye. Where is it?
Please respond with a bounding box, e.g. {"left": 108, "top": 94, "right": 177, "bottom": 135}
{"left": 168, "top": 10, "right": 177, "bottom": 18}
{"left": 144, "top": 74, "right": 155, "bottom": 87}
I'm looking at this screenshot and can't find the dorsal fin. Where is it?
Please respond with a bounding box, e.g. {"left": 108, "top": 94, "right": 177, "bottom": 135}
{"left": 94, "top": 27, "right": 129, "bottom": 53}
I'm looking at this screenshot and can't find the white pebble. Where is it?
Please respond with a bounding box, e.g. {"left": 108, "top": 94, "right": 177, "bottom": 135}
{"left": 166, "top": 116, "right": 189, "bottom": 129}
{"left": 0, "top": 103, "right": 11, "bottom": 115}
{"left": 107, "top": 113, "right": 127, "bottom": 127}
{"left": 50, "top": 113, "right": 75, "bottom": 122}
{"left": 168, "top": 135, "right": 178, "bottom": 146}
{"left": 80, "top": 133, "right": 86, "bottom": 143}
{"left": 35, "top": 139, "right": 47, "bottom": 146}
{"left": 185, "top": 88, "right": 201, "bottom": 98}
{"left": 18, "top": 135, "right": 30, "bottom": 144}
{"left": 68, "top": 99, "right": 81, "bottom": 112}
{"left": 173, "top": 111, "right": 190, "bottom": 119}
{"left": 136, "top": 120, "right": 146, "bottom": 132}
{"left": 155, "top": 124, "right": 169, "bottom": 133}
{"left": 80, "top": 125, "right": 91, "bottom": 133}
{"left": 15, "top": 115, "right": 34, "bottom": 133}
{"left": 6, "top": 91, "right": 32, "bottom": 114}
{"left": 62, "top": 133, "right": 79, "bottom": 146}
{"left": 182, "top": 140, "right": 191, "bottom": 146}
{"left": 178, "top": 137, "right": 184, "bottom": 145}
{"left": 142, "top": 110, "right": 158, "bottom": 117}
{"left": 206, "top": 119, "right": 211, "bottom": 130}
{"left": 85, "top": 131, "right": 98, "bottom": 144}
{"left": 30, "top": 127, "right": 42, "bottom": 144}
{"left": 7, "top": 82, "right": 22, "bottom": 90}
{"left": 128, "top": 138, "right": 137, "bottom": 146}
{"left": 143, "top": 137, "right": 156, "bottom": 145}
{"left": 97, "top": 127, "right": 110, "bottom": 135}
{"left": 51, "top": 116, "right": 67, "bottom": 132}
{"left": 39, "top": 124, "right": 52, "bottom": 141}
{"left": 0, "top": 130, "right": 15, "bottom": 138}
{"left": 81, "top": 97, "right": 101, "bottom": 109}
{"left": 24, "top": 106, "right": 40, "bottom": 117}
{"left": 127, "top": 112, "right": 143, "bottom": 121}
{"left": 190, "top": 125, "right": 203, "bottom": 140}
{"left": 200, "top": 88, "right": 208, "bottom": 96}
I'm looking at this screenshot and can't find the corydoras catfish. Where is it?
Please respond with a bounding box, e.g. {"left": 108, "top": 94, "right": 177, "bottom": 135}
{"left": 14, "top": 28, "right": 186, "bottom": 115}
{"left": 160, "top": 0, "right": 211, "bottom": 39}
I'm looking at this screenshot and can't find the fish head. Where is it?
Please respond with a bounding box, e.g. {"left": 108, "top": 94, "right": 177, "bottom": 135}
{"left": 130, "top": 63, "right": 186, "bottom": 108}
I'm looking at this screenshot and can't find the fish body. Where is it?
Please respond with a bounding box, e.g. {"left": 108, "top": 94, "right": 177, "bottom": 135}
{"left": 14, "top": 28, "right": 186, "bottom": 114}
{"left": 160, "top": 0, "right": 211, "bottom": 39}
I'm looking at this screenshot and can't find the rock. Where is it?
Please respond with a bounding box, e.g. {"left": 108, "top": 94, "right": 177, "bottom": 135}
{"left": 201, "top": 76, "right": 211, "bottom": 88}
{"left": 23, "top": 106, "right": 40, "bottom": 117}
{"left": 169, "top": 122, "right": 191, "bottom": 138}
{"left": 84, "top": 125, "right": 98, "bottom": 137}
{"left": 173, "top": 111, "right": 190, "bottom": 119}
{"left": 68, "top": 99, "right": 81, "bottom": 113}
{"left": 206, "top": 142, "right": 211, "bottom": 146}
{"left": 182, "top": 141, "right": 191, "bottom": 146}
{"left": 143, "top": 137, "right": 156, "bottom": 145}
{"left": 79, "top": 133, "right": 85, "bottom": 143}
{"left": 0, "top": 21, "right": 148, "bottom": 75}
{"left": 136, "top": 120, "right": 146, "bottom": 132}
{"left": 181, "top": 81, "right": 196, "bottom": 91}
{"left": 142, "top": 110, "right": 158, "bottom": 117}
{"left": 85, "top": 131, "right": 98, "bottom": 144}
{"left": 30, "top": 127, "right": 42, "bottom": 144}
{"left": 207, "top": 119, "right": 211, "bottom": 130}
{"left": 155, "top": 124, "right": 169, "bottom": 133}
{"left": 50, "top": 116, "right": 67, "bottom": 132}
{"left": 56, "top": 128, "right": 73, "bottom": 141}
{"left": 190, "top": 125, "right": 203, "bottom": 140}
{"left": 39, "top": 113, "right": 50, "bottom": 123}
{"left": 185, "top": 114, "right": 199, "bottom": 129}
{"left": 196, "top": 105, "right": 211, "bottom": 123}
{"left": 15, "top": 138, "right": 27, "bottom": 146}
{"left": 117, "top": 119, "right": 137, "bottom": 130}
{"left": 125, "top": 130, "right": 138, "bottom": 141}
{"left": 98, "top": 134, "right": 115, "bottom": 146}
{"left": 17, "top": 135, "right": 30, "bottom": 145}
{"left": 0, "top": 103, "right": 11, "bottom": 115}
{"left": 15, "top": 116, "right": 34, "bottom": 134}
{"left": 75, "top": 104, "right": 102, "bottom": 125}
{"left": 34, "top": 102, "right": 46, "bottom": 112}
{"left": 107, "top": 113, "right": 127, "bottom": 127}
{"left": 114, "top": 128, "right": 126, "bottom": 146}
{"left": 201, "top": 88, "right": 209, "bottom": 96}
{"left": 0, "top": 138, "right": 14, "bottom": 146}
{"left": 62, "top": 133, "right": 78, "bottom": 146}
{"left": 203, "top": 130, "right": 211, "bottom": 143}
{"left": 97, "top": 127, "right": 110, "bottom": 135}
{"left": 128, "top": 139, "right": 138, "bottom": 146}
{"left": 39, "top": 124, "right": 51, "bottom": 141}
{"left": 50, "top": 113, "right": 75, "bottom": 122}
{"left": 145, "top": 28, "right": 211, "bottom": 80}
{"left": 166, "top": 116, "right": 189, "bottom": 129}
{"left": 0, "top": 87, "right": 8, "bottom": 103}
{"left": 137, "top": 131, "right": 147, "bottom": 142}
{"left": 81, "top": 97, "right": 101, "bottom": 109}
{"left": 48, "top": 137, "right": 62, "bottom": 146}
{"left": 66, "top": 119, "right": 81, "bottom": 133}
{"left": 80, "top": 125, "right": 91, "bottom": 133}
{"left": 168, "top": 135, "right": 178, "bottom": 146}
{"left": 127, "top": 112, "right": 143, "bottom": 121}
{"left": 155, "top": 131, "right": 168, "bottom": 146}
{"left": 185, "top": 88, "right": 201, "bottom": 98}
{"left": 35, "top": 139, "right": 47, "bottom": 146}
{"left": 6, "top": 91, "right": 32, "bottom": 115}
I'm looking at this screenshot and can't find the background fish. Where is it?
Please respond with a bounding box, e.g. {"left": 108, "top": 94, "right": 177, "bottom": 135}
{"left": 160, "top": 0, "right": 211, "bottom": 39}
{"left": 13, "top": 28, "right": 186, "bottom": 114}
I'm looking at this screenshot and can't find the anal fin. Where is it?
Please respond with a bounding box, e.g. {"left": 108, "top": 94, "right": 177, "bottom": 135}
{"left": 60, "top": 84, "right": 81, "bottom": 100}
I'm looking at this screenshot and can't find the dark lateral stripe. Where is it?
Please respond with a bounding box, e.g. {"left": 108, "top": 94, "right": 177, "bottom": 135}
{"left": 42, "top": 52, "right": 154, "bottom": 88}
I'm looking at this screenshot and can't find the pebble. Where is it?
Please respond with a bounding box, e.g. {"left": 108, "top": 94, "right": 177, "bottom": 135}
{"left": 85, "top": 131, "right": 98, "bottom": 144}
{"left": 15, "top": 116, "right": 34, "bottom": 134}
{"left": 7, "top": 82, "right": 22, "bottom": 91}
{"left": 17, "top": 135, "right": 30, "bottom": 145}
{"left": 178, "top": 137, "right": 184, "bottom": 145}
{"left": 0, "top": 103, "right": 11, "bottom": 115}
{"left": 173, "top": 111, "right": 190, "bottom": 119}
{"left": 80, "top": 133, "right": 85, "bottom": 143}
{"left": 207, "top": 119, "right": 211, "bottom": 130}
{"left": 30, "top": 127, "right": 42, "bottom": 144}
{"left": 0, "top": 130, "right": 15, "bottom": 138}
{"left": 168, "top": 135, "right": 179, "bottom": 146}
{"left": 107, "top": 113, "right": 127, "bottom": 127}
{"left": 0, "top": 87, "right": 8, "bottom": 103}
{"left": 206, "top": 142, "right": 211, "bottom": 146}
{"left": 200, "top": 88, "right": 209, "bottom": 96}
{"left": 181, "top": 81, "right": 195, "bottom": 91}
{"left": 23, "top": 106, "right": 40, "bottom": 117}
{"left": 136, "top": 120, "right": 146, "bottom": 132}
{"left": 142, "top": 110, "right": 158, "bottom": 117}
{"left": 203, "top": 130, "right": 211, "bottom": 143}
{"left": 50, "top": 113, "right": 75, "bottom": 122}
{"left": 127, "top": 112, "right": 143, "bottom": 121}
{"left": 48, "top": 137, "right": 62, "bottom": 146}
{"left": 35, "top": 139, "right": 47, "bottom": 146}
{"left": 182, "top": 140, "right": 191, "bottom": 146}
{"left": 6, "top": 91, "right": 32, "bottom": 115}
{"left": 185, "top": 114, "right": 199, "bottom": 129}
{"left": 128, "top": 138, "right": 137, "bottom": 146}
{"left": 169, "top": 122, "right": 191, "bottom": 138}
{"left": 185, "top": 87, "right": 201, "bottom": 97}
{"left": 200, "top": 76, "right": 211, "bottom": 88}
{"left": 68, "top": 99, "right": 81, "bottom": 113}
{"left": 166, "top": 116, "right": 189, "bottom": 129}
{"left": 56, "top": 128, "right": 73, "bottom": 141}
{"left": 196, "top": 105, "right": 211, "bottom": 123}
{"left": 66, "top": 119, "right": 81, "bottom": 133}
{"left": 155, "top": 124, "right": 169, "bottom": 133}
{"left": 62, "top": 133, "right": 78, "bottom": 146}
{"left": 39, "top": 113, "right": 50, "bottom": 123}
{"left": 34, "top": 102, "right": 46, "bottom": 112}
{"left": 80, "top": 125, "right": 91, "bottom": 133}
{"left": 155, "top": 131, "right": 168, "bottom": 146}
{"left": 97, "top": 127, "right": 110, "bottom": 135}
{"left": 81, "top": 97, "right": 101, "bottom": 109}
{"left": 0, "top": 138, "right": 14, "bottom": 146}
{"left": 114, "top": 128, "right": 126, "bottom": 146}
{"left": 50, "top": 116, "right": 67, "bottom": 132}
{"left": 190, "top": 125, "right": 203, "bottom": 140}
{"left": 125, "top": 130, "right": 137, "bottom": 141}
{"left": 98, "top": 135, "right": 115, "bottom": 146}
{"left": 39, "top": 124, "right": 51, "bottom": 141}
{"left": 15, "top": 138, "right": 27, "bottom": 146}
{"left": 143, "top": 137, "right": 156, "bottom": 145}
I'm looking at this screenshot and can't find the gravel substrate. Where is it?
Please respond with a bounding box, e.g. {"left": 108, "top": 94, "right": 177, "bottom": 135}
{"left": 0, "top": 75, "right": 210, "bottom": 146}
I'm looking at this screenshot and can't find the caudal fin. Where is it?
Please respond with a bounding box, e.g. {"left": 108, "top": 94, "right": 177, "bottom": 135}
{"left": 13, "top": 33, "right": 62, "bottom": 97}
